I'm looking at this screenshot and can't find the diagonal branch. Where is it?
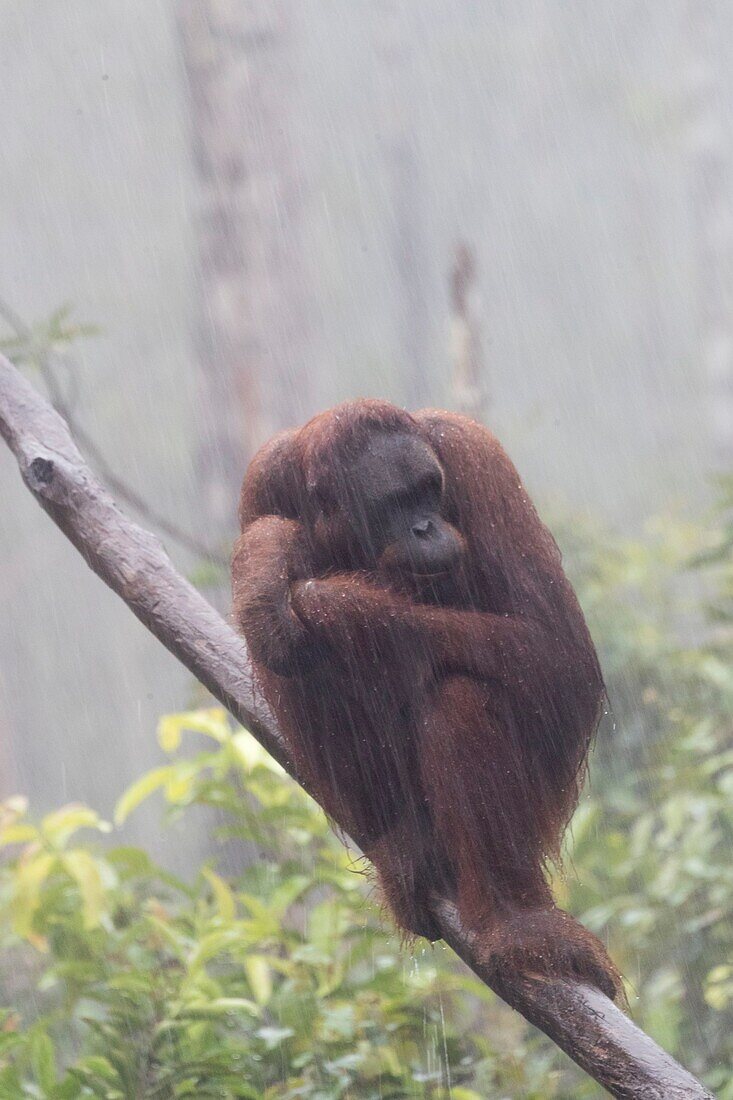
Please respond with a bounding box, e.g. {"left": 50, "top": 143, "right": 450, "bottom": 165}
{"left": 0, "top": 295, "right": 230, "bottom": 567}
{"left": 0, "top": 352, "right": 713, "bottom": 1100}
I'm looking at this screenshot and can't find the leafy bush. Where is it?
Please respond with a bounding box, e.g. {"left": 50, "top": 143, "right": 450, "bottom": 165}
{"left": 557, "top": 500, "right": 733, "bottom": 1096}
{"left": 0, "top": 713, "right": 557, "bottom": 1098}
{"left": 0, "top": 499, "right": 732, "bottom": 1097}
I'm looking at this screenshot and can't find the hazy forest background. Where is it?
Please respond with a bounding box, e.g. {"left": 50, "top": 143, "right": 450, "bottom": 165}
{"left": 1, "top": 3, "right": 733, "bottom": 1096}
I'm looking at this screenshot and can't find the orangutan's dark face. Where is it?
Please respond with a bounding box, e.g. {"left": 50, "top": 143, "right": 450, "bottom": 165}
{"left": 310, "top": 431, "right": 464, "bottom": 579}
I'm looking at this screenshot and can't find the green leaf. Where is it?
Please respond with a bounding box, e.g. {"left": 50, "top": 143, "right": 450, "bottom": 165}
{"left": 157, "top": 707, "right": 230, "bottom": 749}
{"left": 175, "top": 998, "right": 259, "bottom": 1020}
{"left": 114, "top": 767, "right": 173, "bottom": 824}
{"left": 62, "top": 849, "right": 106, "bottom": 928}
{"left": 107, "top": 845, "right": 154, "bottom": 878}
{"left": 157, "top": 713, "right": 183, "bottom": 752}
{"left": 12, "top": 851, "right": 55, "bottom": 937}
{"left": 163, "top": 761, "right": 198, "bottom": 804}
{"left": 0, "top": 823, "right": 38, "bottom": 845}
{"left": 41, "top": 803, "right": 111, "bottom": 847}
{"left": 231, "top": 730, "right": 285, "bottom": 775}
{"left": 244, "top": 955, "right": 273, "bottom": 1006}
{"left": 29, "top": 1031, "right": 56, "bottom": 1093}
{"left": 202, "top": 866, "right": 236, "bottom": 922}
{"left": 187, "top": 928, "right": 243, "bottom": 972}
{"left": 73, "top": 1055, "right": 117, "bottom": 1082}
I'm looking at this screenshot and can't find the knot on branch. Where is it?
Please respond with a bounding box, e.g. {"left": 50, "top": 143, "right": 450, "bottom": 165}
{"left": 28, "top": 455, "right": 55, "bottom": 489}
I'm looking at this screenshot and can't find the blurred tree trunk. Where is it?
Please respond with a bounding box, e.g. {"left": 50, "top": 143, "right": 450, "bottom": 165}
{"left": 377, "top": 7, "right": 431, "bottom": 410}
{"left": 392, "top": 137, "right": 430, "bottom": 410}
{"left": 687, "top": 1, "right": 733, "bottom": 466}
{"left": 682, "top": 0, "right": 731, "bottom": 1054}
{"left": 177, "top": 1, "right": 309, "bottom": 540}
{"left": 450, "top": 242, "right": 486, "bottom": 422}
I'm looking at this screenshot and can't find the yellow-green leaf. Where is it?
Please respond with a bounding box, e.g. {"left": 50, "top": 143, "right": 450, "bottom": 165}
{"left": 157, "top": 714, "right": 183, "bottom": 752}
{"left": 187, "top": 928, "right": 243, "bottom": 973}
{"left": 12, "top": 852, "right": 55, "bottom": 937}
{"left": 231, "top": 731, "right": 284, "bottom": 775}
{"left": 63, "top": 849, "right": 105, "bottom": 929}
{"left": 0, "top": 823, "right": 38, "bottom": 846}
{"left": 244, "top": 955, "right": 273, "bottom": 1006}
{"left": 30, "top": 1031, "right": 56, "bottom": 1092}
{"left": 115, "top": 767, "right": 172, "bottom": 824}
{"left": 164, "top": 763, "right": 197, "bottom": 804}
{"left": 202, "top": 866, "right": 236, "bottom": 922}
{"left": 41, "top": 803, "right": 110, "bottom": 846}
{"left": 177, "top": 998, "right": 258, "bottom": 1020}
{"left": 157, "top": 707, "right": 230, "bottom": 749}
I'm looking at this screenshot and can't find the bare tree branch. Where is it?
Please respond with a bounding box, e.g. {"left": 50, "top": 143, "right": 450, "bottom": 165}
{"left": 450, "top": 241, "right": 487, "bottom": 421}
{"left": 0, "top": 352, "right": 714, "bottom": 1100}
{"left": 0, "top": 296, "right": 230, "bottom": 567}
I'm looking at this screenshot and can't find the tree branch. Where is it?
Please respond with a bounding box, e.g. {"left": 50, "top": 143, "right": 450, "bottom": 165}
{"left": 0, "top": 296, "right": 230, "bottom": 567}
{"left": 0, "top": 352, "right": 713, "bottom": 1100}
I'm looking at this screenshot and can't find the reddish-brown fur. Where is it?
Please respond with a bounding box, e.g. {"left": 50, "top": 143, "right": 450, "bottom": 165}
{"left": 232, "top": 400, "right": 621, "bottom": 999}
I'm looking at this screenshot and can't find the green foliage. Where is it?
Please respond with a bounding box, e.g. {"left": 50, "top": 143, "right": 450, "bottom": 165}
{"left": 0, "top": 304, "right": 99, "bottom": 366}
{"left": 0, "top": 712, "right": 552, "bottom": 1098}
{"left": 689, "top": 473, "right": 733, "bottom": 625}
{"left": 0, "top": 503, "right": 732, "bottom": 1097}
{"left": 554, "top": 505, "right": 733, "bottom": 1097}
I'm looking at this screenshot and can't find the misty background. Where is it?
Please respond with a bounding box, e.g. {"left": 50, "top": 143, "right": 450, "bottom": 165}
{"left": 1, "top": 1, "right": 731, "bottom": 864}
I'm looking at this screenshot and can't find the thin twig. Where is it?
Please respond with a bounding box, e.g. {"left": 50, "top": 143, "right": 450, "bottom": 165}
{"left": 450, "top": 241, "right": 486, "bottom": 421}
{"left": 0, "top": 296, "right": 229, "bottom": 567}
{"left": 0, "top": 352, "right": 714, "bottom": 1100}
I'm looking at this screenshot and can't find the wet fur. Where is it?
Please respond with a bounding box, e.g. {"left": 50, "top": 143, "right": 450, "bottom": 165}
{"left": 232, "top": 400, "right": 622, "bottom": 1000}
